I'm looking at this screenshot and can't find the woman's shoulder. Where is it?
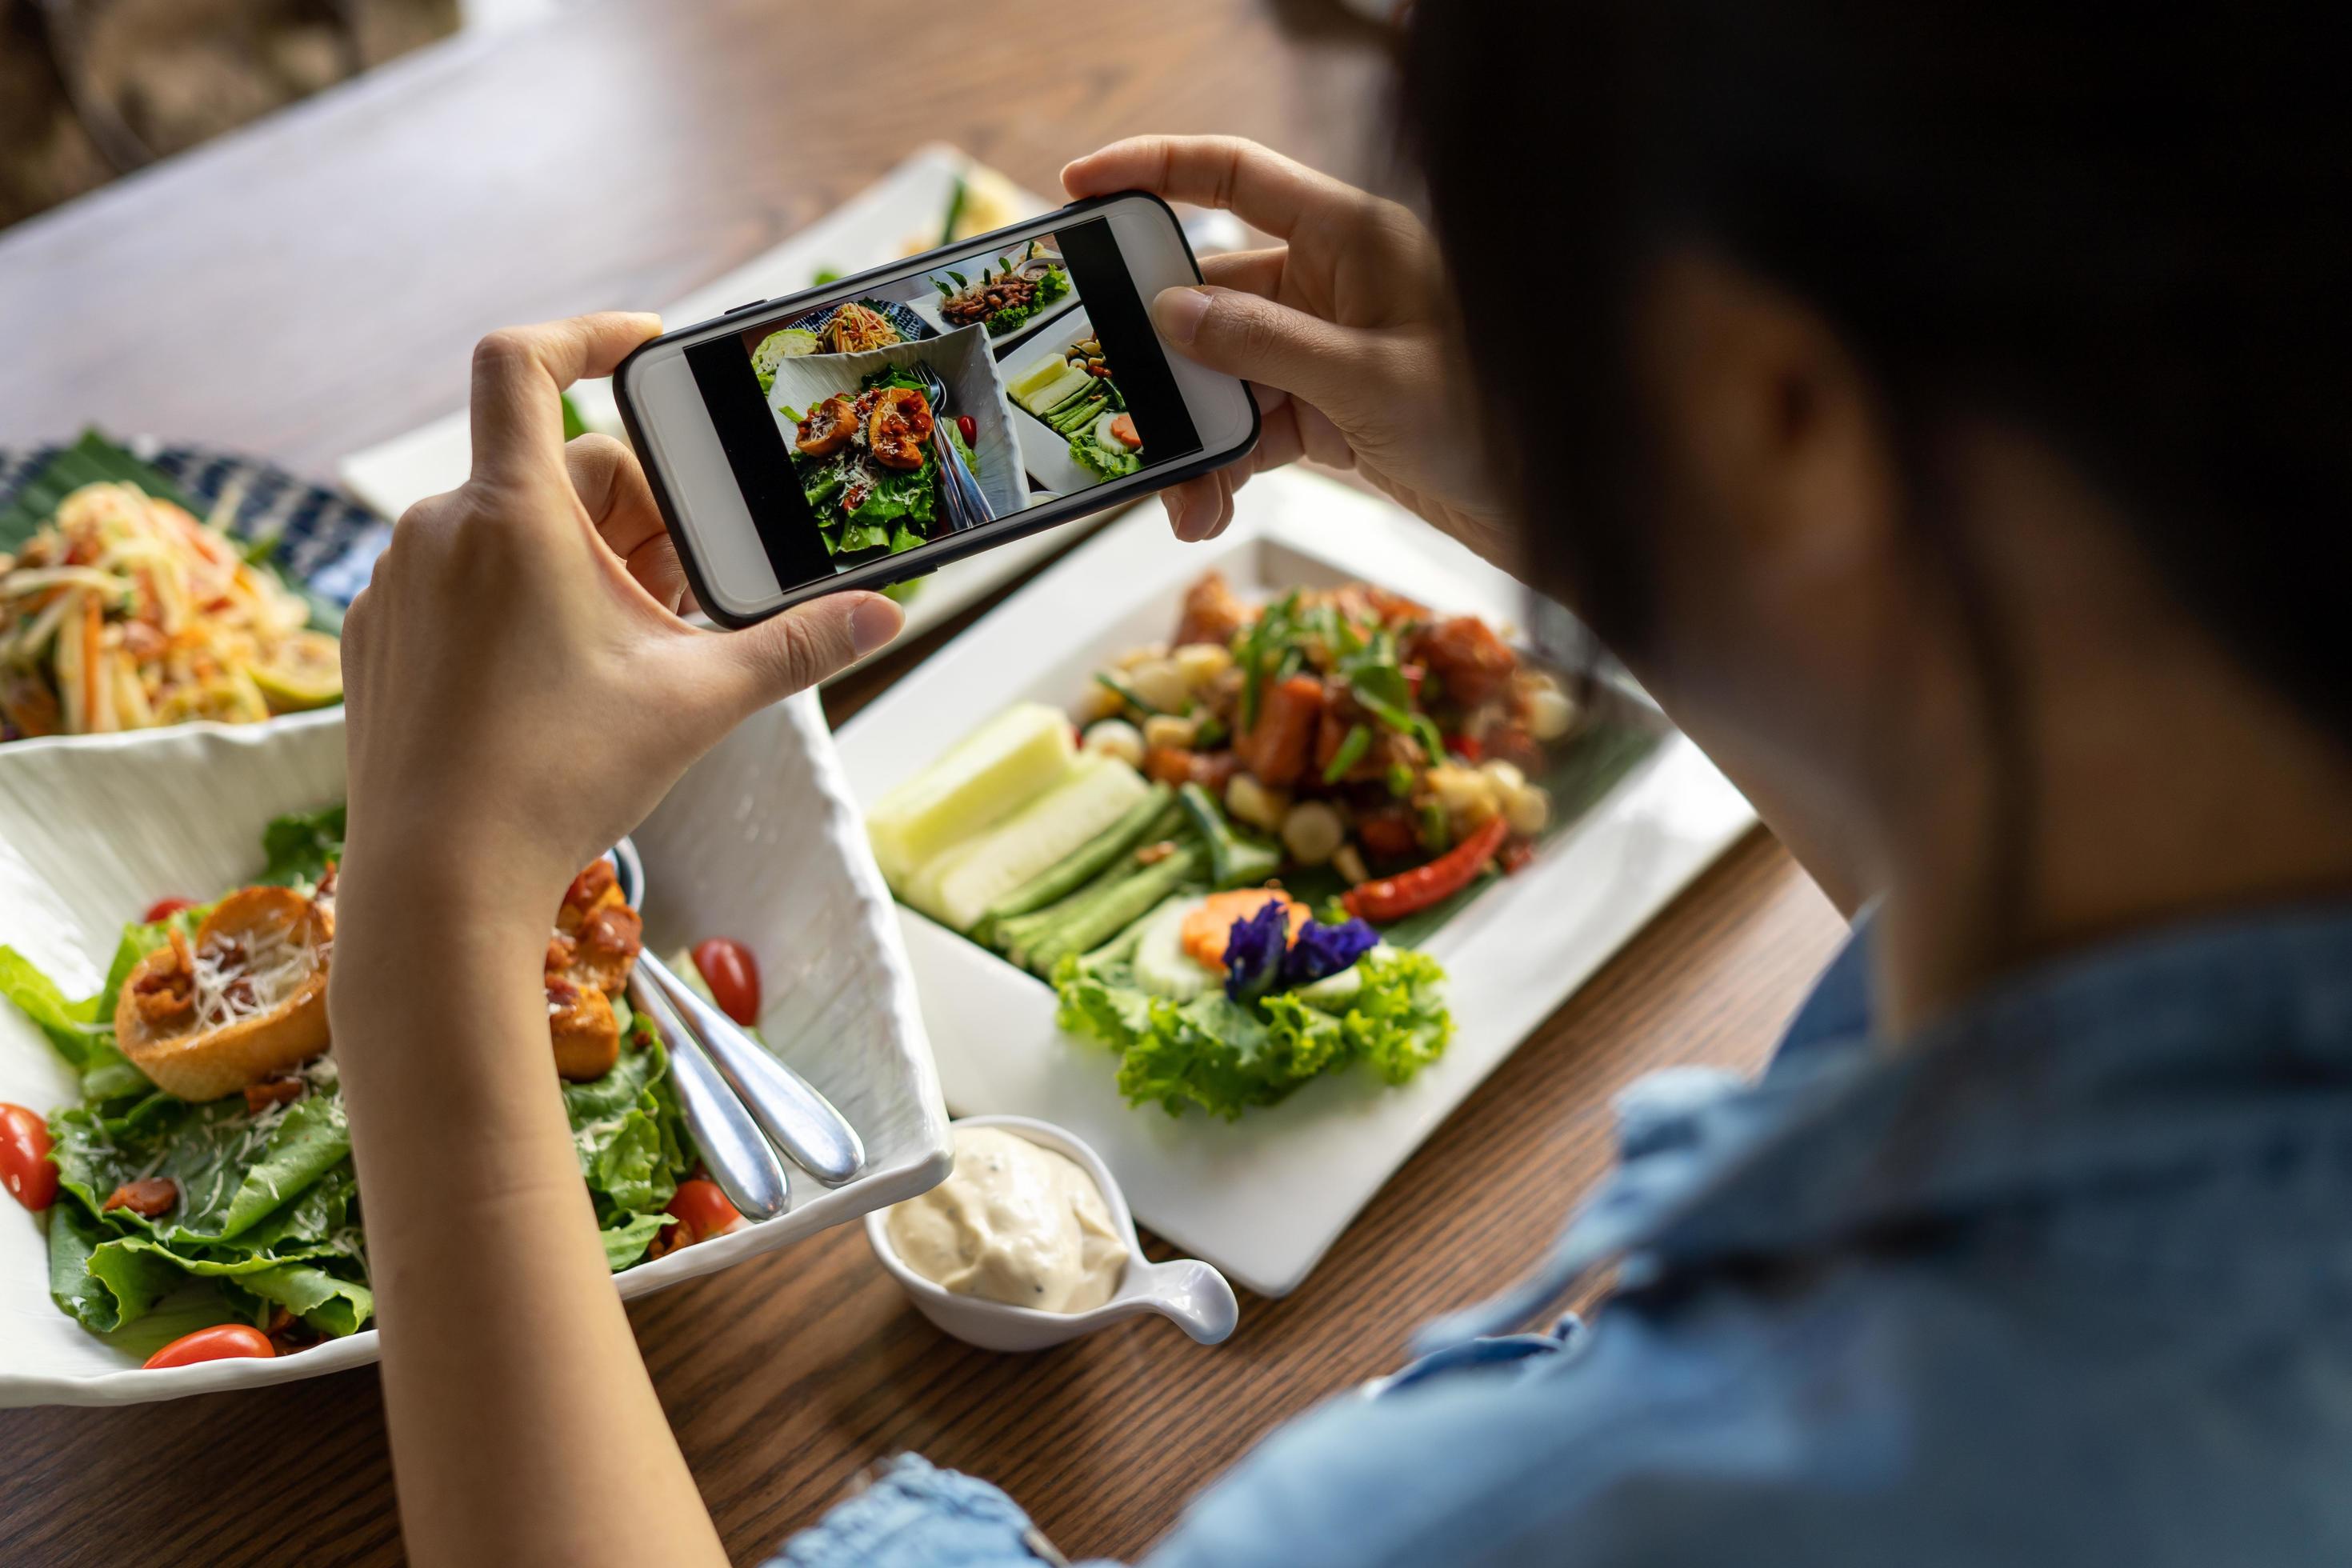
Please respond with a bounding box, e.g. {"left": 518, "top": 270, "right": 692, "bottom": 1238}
{"left": 1148, "top": 1239, "right": 2352, "bottom": 1568}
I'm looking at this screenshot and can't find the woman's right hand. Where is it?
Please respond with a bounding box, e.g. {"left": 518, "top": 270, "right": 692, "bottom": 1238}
{"left": 1062, "top": 136, "right": 1515, "bottom": 563}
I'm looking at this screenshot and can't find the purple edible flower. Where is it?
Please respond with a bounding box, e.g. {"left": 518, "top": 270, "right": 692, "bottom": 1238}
{"left": 1221, "top": 902, "right": 1381, "bottom": 1002}
{"left": 1279, "top": 917, "right": 1379, "bottom": 989}
{"left": 1220, "top": 900, "right": 1291, "bottom": 1002}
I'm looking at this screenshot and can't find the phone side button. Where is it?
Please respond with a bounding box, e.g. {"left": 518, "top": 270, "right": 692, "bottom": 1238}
{"left": 727, "top": 299, "right": 767, "bottom": 314}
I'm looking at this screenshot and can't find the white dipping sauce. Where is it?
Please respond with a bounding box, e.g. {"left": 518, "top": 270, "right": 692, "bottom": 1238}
{"left": 886, "top": 1126, "right": 1128, "bottom": 1313}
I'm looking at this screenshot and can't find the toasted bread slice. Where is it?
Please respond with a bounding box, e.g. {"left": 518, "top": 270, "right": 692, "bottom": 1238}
{"left": 115, "top": 886, "right": 331, "bottom": 1102}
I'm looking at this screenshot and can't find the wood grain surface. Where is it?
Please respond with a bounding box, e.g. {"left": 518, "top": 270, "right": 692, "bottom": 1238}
{"left": 0, "top": 2, "right": 1846, "bottom": 1562}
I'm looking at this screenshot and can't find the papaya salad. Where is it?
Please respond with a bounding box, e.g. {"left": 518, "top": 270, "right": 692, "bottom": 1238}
{"left": 0, "top": 479, "right": 340, "bottom": 742}
{"left": 866, "top": 570, "right": 1659, "bottom": 1119}
{"left": 0, "top": 809, "right": 762, "bottom": 1368}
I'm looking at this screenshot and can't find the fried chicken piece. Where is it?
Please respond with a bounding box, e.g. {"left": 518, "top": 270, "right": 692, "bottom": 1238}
{"left": 1174, "top": 570, "right": 1252, "bottom": 650}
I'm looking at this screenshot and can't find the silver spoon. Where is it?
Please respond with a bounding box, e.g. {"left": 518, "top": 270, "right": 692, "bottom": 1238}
{"left": 632, "top": 978, "right": 790, "bottom": 1221}
{"left": 913, "top": 360, "right": 995, "bottom": 532}
{"left": 608, "top": 838, "right": 867, "bottom": 1186}
{"left": 602, "top": 840, "right": 789, "bottom": 1220}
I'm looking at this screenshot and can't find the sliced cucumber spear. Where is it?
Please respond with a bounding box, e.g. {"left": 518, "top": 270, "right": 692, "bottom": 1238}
{"left": 986, "top": 787, "right": 1179, "bottom": 925}
{"left": 1018, "top": 842, "right": 1207, "bottom": 976}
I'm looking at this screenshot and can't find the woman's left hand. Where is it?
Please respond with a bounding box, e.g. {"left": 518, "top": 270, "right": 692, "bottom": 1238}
{"left": 338, "top": 313, "right": 903, "bottom": 910}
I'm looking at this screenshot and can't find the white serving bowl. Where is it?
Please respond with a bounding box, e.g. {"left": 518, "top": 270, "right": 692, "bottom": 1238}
{"left": 866, "top": 1114, "right": 1238, "bottom": 1354}
{"left": 0, "top": 694, "right": 947, "bottom": 1407}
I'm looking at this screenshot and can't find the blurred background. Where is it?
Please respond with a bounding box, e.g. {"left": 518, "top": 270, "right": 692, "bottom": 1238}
{"left": 2, "top": 0, "right": 480, "bottom": 230}
{"left": 0, "top": 0, "right": 1398, "bottom": 232}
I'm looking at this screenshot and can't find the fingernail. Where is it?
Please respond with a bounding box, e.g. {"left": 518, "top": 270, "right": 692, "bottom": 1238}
{"left": 850, "top": 594, "right": 904, "bottom": 658}
{"left": 1152, "top": 286, "right": 1213, "bottom": 346}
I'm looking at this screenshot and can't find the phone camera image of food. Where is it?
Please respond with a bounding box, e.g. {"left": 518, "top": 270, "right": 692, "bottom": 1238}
{"left": 690, "top": 217, "right": 1203, "bottom": 589}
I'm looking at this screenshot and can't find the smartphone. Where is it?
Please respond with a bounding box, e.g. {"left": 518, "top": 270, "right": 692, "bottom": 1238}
{"left": 614, "top": 192, "right": 1259, "bottom": 627}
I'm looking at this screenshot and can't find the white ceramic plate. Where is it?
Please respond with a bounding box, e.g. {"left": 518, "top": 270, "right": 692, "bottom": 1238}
{"left": 766, "top": 323, "right": 1032, "bottom": 524}
{"left": 0, "top": 696, "right": 946, "bottom": 1406}
{"left": 834, "top": 470, "right": 1757, "bottom": 1297}
{"left": 336, "top": 146, "right": 1082, "bottom": 670}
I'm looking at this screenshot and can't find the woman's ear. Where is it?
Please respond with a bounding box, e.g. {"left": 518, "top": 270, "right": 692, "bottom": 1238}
{"left": 1635, "top": 247, "right": 1901, "bottom": 607}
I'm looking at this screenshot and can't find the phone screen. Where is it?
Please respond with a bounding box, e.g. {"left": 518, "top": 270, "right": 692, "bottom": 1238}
{"left": 681, "top": 217, "right": 1202, "bottom": 590}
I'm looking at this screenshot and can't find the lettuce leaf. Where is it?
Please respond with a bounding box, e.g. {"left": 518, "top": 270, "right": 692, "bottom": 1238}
{"left": 565, "top": 1010, "right": 694, "bottom": 1266}
{"left": 598, "top": 1210, "right": 674, "bottom": 1271}
{"left": 49, "top": 1199, "right": 174, "bottom": 1333}
{"left": 1267, "top": 950, "right": 1453, "bottom": 1086}
{"left": 258, "top": 804, "right": 346, "bottom": 887}
{"left": 0, "top": 946, "right": 102, "bottom": 1066}
{"left": 1053, "top": 946, "right": 1453, "bottom": 1120}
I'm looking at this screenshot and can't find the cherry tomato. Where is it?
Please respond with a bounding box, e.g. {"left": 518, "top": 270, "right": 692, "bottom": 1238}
{"left": 0, "top": 1103, "right": 57, "bottom": 1212}
{"left": 690, "top": 938, "right": 761, "bottom": 1026}
{"left": 956, "top": 414, "right": 976, "bottom": 446}
{"left": 143, "top": 1323, "right": 277, "bottom": 1370}
{"left": 142, "top": 895, "right": 195, "bottom": 923}
{"left": 665, "top": 1178, "right": 745, "bottom": 1247}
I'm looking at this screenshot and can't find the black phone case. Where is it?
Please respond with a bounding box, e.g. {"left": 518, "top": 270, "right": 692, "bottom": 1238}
{"left": 612, "top": 190, "right": 1260, "bottom": 630}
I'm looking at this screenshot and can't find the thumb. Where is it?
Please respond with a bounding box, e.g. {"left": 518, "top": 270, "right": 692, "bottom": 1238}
{"left": 1151, "top": 286, "right": 1366, "bottom": 413}
{"left": 710, "top": 591, "right": 903, "bottom": 717}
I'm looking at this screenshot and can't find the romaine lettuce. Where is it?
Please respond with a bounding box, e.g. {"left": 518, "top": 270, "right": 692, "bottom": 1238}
{"left": 2, "top": 810, "right": 700, "bottom": 1342}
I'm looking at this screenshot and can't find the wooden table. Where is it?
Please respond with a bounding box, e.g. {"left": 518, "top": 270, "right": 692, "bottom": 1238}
{"left": 0, "top": 2, "right": 1846, "bottom": 1562}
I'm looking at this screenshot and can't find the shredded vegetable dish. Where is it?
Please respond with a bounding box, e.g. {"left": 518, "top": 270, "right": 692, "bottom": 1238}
{"left": 0, "top": 482, "right": 340, "bottom": 741}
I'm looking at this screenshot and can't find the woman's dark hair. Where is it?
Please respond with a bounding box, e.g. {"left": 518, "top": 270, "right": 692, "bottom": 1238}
{"left": 1402, "top": 0, "right": 2350, "bottom": 750}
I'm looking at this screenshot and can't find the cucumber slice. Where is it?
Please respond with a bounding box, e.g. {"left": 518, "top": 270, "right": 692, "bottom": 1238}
{"left": 1015, "top": 362, "right": 1096, "bottom": 417}
{"left": 1291, "top": 943, "right": 1399, "bottom": 1012}
{"left": 922, "top": 754, "right": 1150, "bottom": 930}
{"left": 1130, "top": 895, "right": 1214, "bottom": 1001}
{"left": 868, "top": 703, "right": 1074, "bottom": 889}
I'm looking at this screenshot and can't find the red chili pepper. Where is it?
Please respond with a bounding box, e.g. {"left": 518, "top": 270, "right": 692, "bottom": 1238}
{"left": 956, "top": 414, "right": 976, "bottom": 446}
{"left": 1444, "top": 733, "right": 1483, "bottom": 763}
{"left": 142, "top": 896, "right": 196, "bottom": 923}
{"left": 1342, "top": 815, "right": 1510, "bottom": 924}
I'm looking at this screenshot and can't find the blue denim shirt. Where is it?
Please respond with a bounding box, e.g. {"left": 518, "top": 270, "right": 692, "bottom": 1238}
{"left": 773, "top": 904, "right": 2352, "bottom": 1566}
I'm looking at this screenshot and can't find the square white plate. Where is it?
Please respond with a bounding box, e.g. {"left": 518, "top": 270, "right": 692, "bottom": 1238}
{"left": 0, "top": 696, "right": 945, "bottom": 1407}
{"left": 834, "top": 470, "right": 1757, "bottom": 1297}
{"left": 336, "top": 146, "right": 1080, "bottom": 666}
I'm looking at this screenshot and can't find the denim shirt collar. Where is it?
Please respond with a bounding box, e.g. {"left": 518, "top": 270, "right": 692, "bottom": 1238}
{"left": 1418, "top": 899, "right": 2352, "bottom": 1351}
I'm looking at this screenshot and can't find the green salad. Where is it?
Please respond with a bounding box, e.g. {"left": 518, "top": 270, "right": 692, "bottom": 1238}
{"left": 784, "top": 365, "right": 977, "bottom": 561}
{"left": 0, "top": 808, "right": 696, "bottom": 1354}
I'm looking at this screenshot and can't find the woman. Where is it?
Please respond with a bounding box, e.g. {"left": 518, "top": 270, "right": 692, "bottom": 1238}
{"left": 331, "top": 2, "right": 2352, "bottom": 1562}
